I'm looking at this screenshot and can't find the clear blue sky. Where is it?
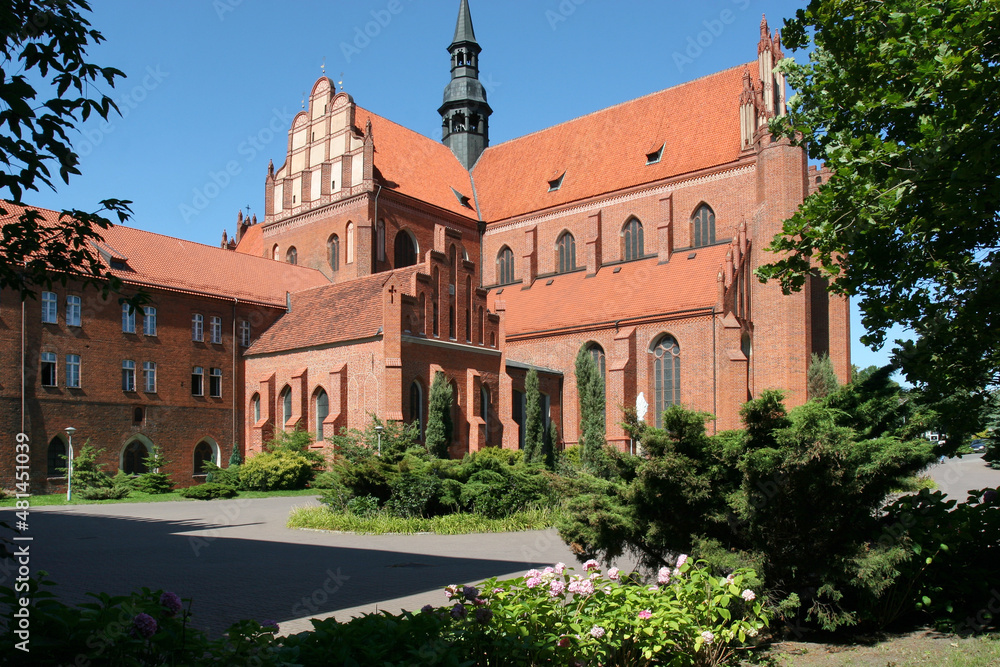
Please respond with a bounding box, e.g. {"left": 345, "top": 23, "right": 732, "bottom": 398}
{"left": 25, "top": 0, "right": 907, "bottom": 373}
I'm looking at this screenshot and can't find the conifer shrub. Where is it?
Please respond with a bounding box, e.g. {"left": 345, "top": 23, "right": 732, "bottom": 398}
{"left": 425, "top": 372, "right": 454, "bottom": 459}
{"left": 239, "top": 449, "right": 314, "bottom": 491}
{"left": 134, "top": 447, "right": 173, "bottom": 494}
{"left": 201, "top": 461, "right": 242, "bottom": 489}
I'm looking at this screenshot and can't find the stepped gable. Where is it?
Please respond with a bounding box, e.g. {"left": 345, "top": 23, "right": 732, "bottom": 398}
{"left": 1, "top": 204, "right": 330, "bottom": 306}
{"left": 493, "top": 244, "right": 728, "bottom": 338}
{"left": 234, "top": 221, "right": 263, "bottom": 256}
{"left": 356, "top": 105, "right": 478, "bottom": 219}
{"left": 247, "top": 265, "right": 422, "bottom": 355}
{"left": 472, "top": 64, "right": 760, "bottom": 223}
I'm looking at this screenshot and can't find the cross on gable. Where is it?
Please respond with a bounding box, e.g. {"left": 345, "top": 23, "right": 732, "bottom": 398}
{"left": 388, "top": 284, "right": 397, "bottom": 303}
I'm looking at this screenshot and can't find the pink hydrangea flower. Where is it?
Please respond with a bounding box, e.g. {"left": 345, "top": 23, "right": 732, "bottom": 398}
{"left": 657, "top": 567, "right": 672, "bottom": 584}
{"left": 583, "top": 559, "right": 600, "bottom": 572}
{"left": 544, "top": 566, "right": 555, "bottom": 575}
{"left": 648, "top": 585, "right": 659, "bottom": 592}
{"left": 526, "top": 576, "right": 542, "bottom": 589}
{"left": 676, "top": 554, "right": 688, "bottom": 568}
{"left": 558, "top": 635, "right": 571, "bottom": 648}
{"left": 444, "top": 585, "right": 459, "bottom": 599}
{"left": 638, "top": 609, "right": 652, "bottom": 620}
{"left": 608, "top": 567, "right": 621, "bottom": 581}
{"left": 577, "top": 578, "right": 595, "bottom": 596}
{"left": 549, "top": 580, "right": 566, "bottom": 597}
{"left": 492, "top": 587, "right": 504, "bottom": 595}
{"left": 421, "top": 604, "right": 434, "bottom": 614}
{"left": 725, "top": 573, "right": 736, "bottom": 585}
{"left": 701, "top": 631, "right": 714, "bottom": 645}
{"left": 742, "top": 589, "right": 756, "bottom": 602}
{"left": 451, "top": 603, "right": 468, "bottom": 620}
{"left": 525, "top": 569, "right": 542, "bottom": 580}
{"left": 590, "top": 625, "right": 606, "bottom": 639}
{"left": 554, "top": 562, "right": 566, "bottom": 574}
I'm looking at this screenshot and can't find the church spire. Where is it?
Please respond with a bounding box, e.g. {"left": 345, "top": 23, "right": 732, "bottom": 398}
{"left": 439, "top": 0, "right": 492, "bottom": 170}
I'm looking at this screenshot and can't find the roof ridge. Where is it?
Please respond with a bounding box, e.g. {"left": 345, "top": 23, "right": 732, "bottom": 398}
{"left": 477, "top": 63, "right": 756, "bottom": 157}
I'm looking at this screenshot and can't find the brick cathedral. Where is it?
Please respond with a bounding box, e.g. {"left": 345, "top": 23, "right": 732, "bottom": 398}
{"left": 1, "top": 2, "right": 849, "bottom": 491}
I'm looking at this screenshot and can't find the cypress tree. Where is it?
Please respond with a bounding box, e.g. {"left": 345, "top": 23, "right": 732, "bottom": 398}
{"left": 524, "top": 369, "right": 543, "bottom": 464}
{"left": 426, "top": 372, "right": 454, "bottom": 458}
{"left": 575, "top": 347, "right": 606, "bottom": 461}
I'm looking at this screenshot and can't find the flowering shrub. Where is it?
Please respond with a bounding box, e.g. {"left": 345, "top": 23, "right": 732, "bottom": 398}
{"left": 426, "top": 558, "right": 767, "bottom": 666}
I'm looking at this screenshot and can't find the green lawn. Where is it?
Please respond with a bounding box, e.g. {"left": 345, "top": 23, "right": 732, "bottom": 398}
{"left": 288, "top": 505, "right": 559, "bottom": 535}
{"left": 0, "top": 487, "right": 321, "bottom": 507}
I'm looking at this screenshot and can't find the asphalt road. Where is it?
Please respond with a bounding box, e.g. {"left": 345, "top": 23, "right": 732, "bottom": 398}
{"left": 927, "top": 452, "right": 1000, "bottom": 501}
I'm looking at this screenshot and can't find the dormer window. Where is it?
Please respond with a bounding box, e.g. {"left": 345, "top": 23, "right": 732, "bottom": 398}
{"left": 646, "top": 143, "right": 665, "bottom": 165}
{"left": 548, "top": 172, "right": 566, "bottom": 192}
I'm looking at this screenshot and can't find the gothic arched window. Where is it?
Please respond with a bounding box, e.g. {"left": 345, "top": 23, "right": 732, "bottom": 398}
{"left": 328, "top": 235, "right": 340, "bottom": 272}
{"left": 622, "top": 218, "right": 644, "bottom": 261}
{"left": 394, "top": 230, "right": 417, "bottom": 268}
{"left": 586, "top": 342, "right": 606, "bottom": 381}
{"left": 315, "top": 389, "right": 329, "bottom": 440}
{"left": 281, "top": 386, "right": 293, "bottom": 427}
{"left": 497, "top": 246, "right": 514, "bottom": 285}
{"left": 286, "top": 247, "right": 298, "bottom": 265}
{"left": 556, "top": 232, "right": 576, "bottom": 274}
{"left": 194, "top": 441, "right": 214, "bottom": 475}
{"left": 410, "top": 381, "right": 423, "bottom": 438}
{"left": 346, "top": 223, "right": 355, "bottom": 264}
{"left": 651, "top": 335, "right": 681, "bottom": 427}
{"left": 692, "top": 204, "right": 716, "bottom": 248}
{"left": 47, "top": 437, "right": 66, "bottom": 477}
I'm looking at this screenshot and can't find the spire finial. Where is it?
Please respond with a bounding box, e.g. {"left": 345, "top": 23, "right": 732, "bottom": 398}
{"left": 321, "top": 57, "right": 326, "bottom": 75}
{"left": 452, "top": 0, "right": 478, "bottom": 47}
{"left": 339, "top": 72, "right": 344, "bottom": 92}
{"left": 301, "top": 91, "right": 306, "bottom": 110}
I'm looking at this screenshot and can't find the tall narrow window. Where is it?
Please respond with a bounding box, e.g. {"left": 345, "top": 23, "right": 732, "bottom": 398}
{"left": 410, "top": 381, "right": 423, "bottom": 437}
{"left": 122, "top": 360, "right": 136, "bottom": 392}
{"left": 346, "top": 222, "right": 355, "bottom": 264}
{"left": 143, "top": 361, "right": 157, "bottom": 393}
{"left": 328, "top": 234, "right": 340, "bottom": 272}
{"left": 286, "top": 246, "right": 298, "bottom": 264}
{"left": 194, "top": 441, "right": 214, "bottom": 475}
{"left": 623, "top": 218, "right": 644, "bottom": 261}
{"left": 557, "top": 232, "right": 576, "bottom": 273}
{"left": 192, "top": 314, "right": 204, "bottom": 342}
{"left": 272, "top": 244, "right": 280, "bottom": 261}
{"left": 209, "top": 368, "right": 222, "bottom": 397}
{"left": 122, "top": 303, "right": 136, "bottom": 333}
{"left": 315, "top": 389, "right": 329, "bottom": 440}
{"left": 394, "top": 230, "right": 417, "bottom": 268}
{"left": 123, "top": 440, "right": 149, "bottom": 475}
{"left": 281, "top": 387, "right": 293, "bottom": 426}
{"left": 239, "top": 320, "right": 251, "bottom": 347}
{"left": 651, "top": 335, "right": 681, "bottom": 427}
{"left": 66, "top": 296, "right": 81, "bottom": 327}
{"left": 587, "top": 343, "right": 606, "bottom": 382}
{"left": 66, "top": 354, "right": 81, "bottom": 388}
{"left": 143, "top": 307, "right": 157, "bottom": 336}
{"left": 497, "top": 246, "right": 514, "bottom": 284}
{"left": 692, "top": 204, "right": 716, "bottom": 248}
{"left": 251, "top": 393, "right": 261, "bottom": 424}
{"left": 480, "top": 384, "right": 491, "bottom": 446}
{"left": 47, "top": 438, "right": 66, "bottom": 477}
{"left": 210, "top": 316, "right": 223, "bottom": 344}
{"left": 41, "top": 291, "right": 57, "bottom": 323}
{"left": 377, "top": 220, "right": 386, "bottom": 262}
{"left": 41, "top": 352, "right": 57, "bottom": 386}
{"left": 191, "top": 367, "right": 204, "bottom": 396}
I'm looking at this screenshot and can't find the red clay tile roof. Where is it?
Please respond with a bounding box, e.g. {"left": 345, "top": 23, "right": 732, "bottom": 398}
{"left": 235, "top": 222, "right": 264, "bottom": 257}
{"left": 247, "top": 265, "right": 422, "bottom": 355}
{"left": 492, "top": 245, "right": 728, "bottom": 338}
{"left": 472, "top": 64, "right": 759, "bottom": 223}
{"left": 1, "top": 203, "right": 330, "bottom": 306}
{"left": 356, "top": 106, "right": 479, "bottom": 220}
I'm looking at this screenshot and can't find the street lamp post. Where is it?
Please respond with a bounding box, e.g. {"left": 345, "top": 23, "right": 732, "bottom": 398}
{"left": 65, "top": 427, "right": 76, "bottom": 502}
{"left": 375, "top": 424, "right": 384, "bottom": 457}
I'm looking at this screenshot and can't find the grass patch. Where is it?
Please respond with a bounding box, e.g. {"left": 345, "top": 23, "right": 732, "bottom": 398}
{"left": 287, "top": 506, "right": 559, "bottom": 535}
{"left": 0, "top": 488, "right": 320, "bottom": 508}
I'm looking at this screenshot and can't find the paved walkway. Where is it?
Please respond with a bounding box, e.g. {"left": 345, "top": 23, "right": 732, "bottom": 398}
{"left": 1, "top": 496, "right": 591, "bottom": 637}
{"left": 928, "top": 452, "right": 1000, "bottom": 501}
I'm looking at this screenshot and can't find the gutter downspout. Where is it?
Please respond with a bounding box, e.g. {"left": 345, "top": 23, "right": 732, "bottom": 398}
{"left": 711, "top": 308, "right": 718, "bottom": 435}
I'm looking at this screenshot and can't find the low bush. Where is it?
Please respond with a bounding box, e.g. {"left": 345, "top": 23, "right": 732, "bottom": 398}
{"left": 77, "top": 485, "right": 131, "bottom": 501}
{"left": 239, "top": 449, "right": 314, "bottom": 491}
{"left": 201, "top": 461, "right": 242, "bottom": 489}
{"left": 345, "top": 494, "right": 379, "bottom": 517}
{"left": 180, "top": 483, "right": 238, "bottom": 500}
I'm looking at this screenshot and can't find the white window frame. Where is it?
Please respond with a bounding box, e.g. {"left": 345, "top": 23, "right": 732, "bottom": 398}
{"left": 122, "top": 360, "right": 136, "bottom": 392}
{"left": 209, "top": 367, "right": 222, "bottom": 398}
{"left": 66, "top": 295, "right": 82, "bottom": 327}
{"left": 66, "top": 354, "right": 81, "bottom": 388}
{"left": 191, "top": 366, "right": 204, "bottom": 396}
{"left": 192, "top": 314, "right": 204, "bottom": 342}
{"left": 41, "top": 352, "right": 57, "bottom": 387}
{"left": 239, "top": 320, "right": 251, "bottom": 347}
{"left": 143, "top": 307, "right": 157, "bottom": 336}
{"left": 143, "top": 361, "right": 157, "bottom": 393}
{"left": 210, "top": 316, "right": 223, "bottom": 344}
{"left": 41, "top": 291, "right": 57, "bottom": 324}
{"left": 122, "top": 303, "right": 136, "bottom": 333}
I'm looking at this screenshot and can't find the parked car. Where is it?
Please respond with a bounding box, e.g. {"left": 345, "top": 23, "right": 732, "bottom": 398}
{"left": 970, "top": 439, "right": 987, "bottom": 453}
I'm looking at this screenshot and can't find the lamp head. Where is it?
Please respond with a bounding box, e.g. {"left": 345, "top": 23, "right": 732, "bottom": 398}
{"left": 65, "top": 426, "right": 77, "bottom": 437}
